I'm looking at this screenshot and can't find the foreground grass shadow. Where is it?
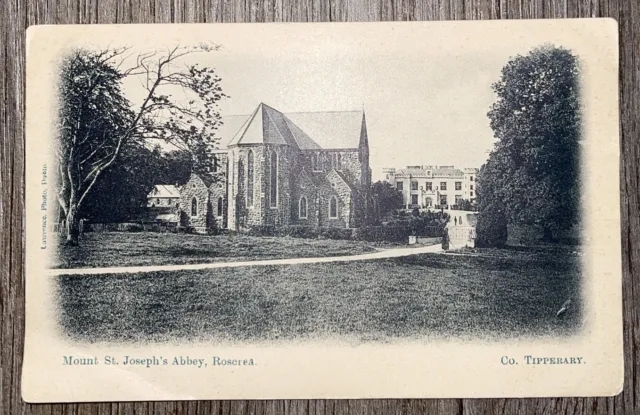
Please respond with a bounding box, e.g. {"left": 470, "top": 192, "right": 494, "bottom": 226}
{"left": 56, "top": 245, "right": 583, "bottom": 344}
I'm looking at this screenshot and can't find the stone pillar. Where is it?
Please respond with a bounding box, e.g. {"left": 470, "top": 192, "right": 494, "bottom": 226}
{"left": 315, "top": 191, "right": 321, "bottom": 228}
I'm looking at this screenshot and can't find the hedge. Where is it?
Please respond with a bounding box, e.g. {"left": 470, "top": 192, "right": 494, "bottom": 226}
{"left": 246, "top": 225, "right": 353, "bottom": 240}
{"left": 83, "top": 216, "right": 447, "bottom": 243}
{"left": 353, "top": 226, "right": 409, "bottom": 242}
{"left": 246, "top": 222, "right": 445, "bottom": 243}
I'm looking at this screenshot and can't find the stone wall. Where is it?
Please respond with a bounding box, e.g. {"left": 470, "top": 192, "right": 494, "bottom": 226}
{"left": 298, "top": 150, "right": 363, "bottom": 189}
{"left": 180, "top": 174, "right": 211, "bottom": 232}
{"left": 263, "top": 145, "right": 296, "bottom": 226}
{"left": 226, "top": 150, "right": 237, "bottom": 230}
{"left": 318, "top": 171, "right": 353, "bottom": 228}
{"left": 238, "top": 146, "right": 266, "bottom": 228}
{"left": 215, "top": 142, "right": 370, "bottom": 231}
{"left": 209, "top": 182, "right": 226, "bottom": 229}
{"left": 291, "top": 187, "right": 319, "bottom": 227}
{"left": 336, "top": 150, "right": 363, "bottom": 189}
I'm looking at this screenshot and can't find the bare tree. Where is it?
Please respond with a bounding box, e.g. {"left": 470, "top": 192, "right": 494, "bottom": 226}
{"left": 56, "top": 45, "right": 227, "bottom": 245}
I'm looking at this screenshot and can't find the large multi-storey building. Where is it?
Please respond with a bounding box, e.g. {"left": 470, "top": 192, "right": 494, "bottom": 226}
{"left": 382, "top": 165, "right": 478, "bottom": 209}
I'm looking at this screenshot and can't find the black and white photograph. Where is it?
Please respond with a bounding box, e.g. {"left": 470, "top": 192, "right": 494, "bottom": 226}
{"left": 22, "top": 20, "right": 622, "bottom": 401}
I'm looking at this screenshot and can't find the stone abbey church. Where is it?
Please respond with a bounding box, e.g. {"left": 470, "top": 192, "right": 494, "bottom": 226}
{"left": 177, "top": 103, "right": 372, "bottom": 232}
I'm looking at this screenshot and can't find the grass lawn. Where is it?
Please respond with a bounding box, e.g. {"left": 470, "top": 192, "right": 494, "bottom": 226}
{"left": 57, "top": 245, "right": 582, "bottom": 343}
{"left": 53, "top": 232, "right": 385, "bottom": 269}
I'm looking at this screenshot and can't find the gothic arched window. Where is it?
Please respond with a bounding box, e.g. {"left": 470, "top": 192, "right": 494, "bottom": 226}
{"left": 270, "top": 151, "right": 278, "bottom": 208}
{"left": 329, "top": 196, "right": 338, "bottom": 219}
{"left": 217, "top": 197, "right": 223, "bottom": 217}
{"left": 299, "top": 197, "right": 308, "bottom": 219}
{"left": 313, "top": 153, "right": 322, "bottom": 172}
{"left": 191, "top": 197, "right": 198, "bottom": 216}
{"left": 247, "top": 150, "right": 254, "bottom": 207}
{"left": 337, "top": 153, "right": 342, "bottom": 171}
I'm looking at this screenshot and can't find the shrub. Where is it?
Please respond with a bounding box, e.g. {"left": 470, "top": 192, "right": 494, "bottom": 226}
{"left": 246, "top": 225, "right": 278, "bottom": 237}
{"left": 177, "top": 226, "right": 198, "bottom": 234}
{"left": 120, "top": 223, "right": 144, "bottom": 232}
{"left": 279, "top": 225, "right": 320, "bottom": 239}
{"left": 385, "top": 214, "right": 446, "bottom": 238}
{"left": 354, "top": 225, "right": 408, "bottom": 243}
{"left": 144, "top": 223, "right": 175, "bottom": 233}
{"left": 319, "top": 227, "right": 353, "bottom": 240}
{"left": 204, "top": 215, "right": 221, "bottom": 235}
{"left": 246, "top": 225, "right": 353, "bottom": 240}
{"left": 206, "top": 227, "right": 221, "bottom": 236}
{"left": 475, "top": 208, "right": 508, "bottom": 248}
{"left": 244, "top": 220, "right": 445, "bottom": 243}
{"left": 506, "top": 224, "right": 542, "bottom": 245}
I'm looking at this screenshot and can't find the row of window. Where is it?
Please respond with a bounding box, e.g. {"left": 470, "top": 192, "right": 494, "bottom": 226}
{"left": 188, "top": 195, "right": 339, "bottom": 220}
{"left": 312, "top": 153, "right": 343, "bottom": 172}
{"left": 398, "top": 181, "right": 474, "bottom": 192}
{"left": 243, "top": 150, "right": 276, "bottom": 209}
{"left": 411, "top": 195, "right": 466, "bottom": 206}
{"left": 190, "top": 197, "right": 224, "bottom": 217}
{"left": 409, "top": 194, "right": 476, "bottom": 206}
{"left": 215, "top": 150, "right": 345, "bottom": 214}
{"left": 298, "top": 196, "right": 338, "bottom": 219}
{"left": 217, "top": 152, "right": 352, "bottom": 175}
{"left": 251, "top": 151, "right": 345, "bottom": 210}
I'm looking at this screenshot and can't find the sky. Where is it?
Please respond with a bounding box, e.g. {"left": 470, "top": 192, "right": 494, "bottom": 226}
{"left": 115, "top": 23, "right": 552, "bottom": 181}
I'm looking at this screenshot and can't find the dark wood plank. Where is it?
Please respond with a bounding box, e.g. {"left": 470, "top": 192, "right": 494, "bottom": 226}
{"left": 2, "top": 0, "right": 638, "bottom": 413}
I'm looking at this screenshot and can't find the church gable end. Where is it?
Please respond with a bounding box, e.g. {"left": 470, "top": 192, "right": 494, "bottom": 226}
{"left": 179, "top": 173, "right": 213, "bottom": 232}
{"left": 213, "top": 103, "right": 371, "bottom": 231}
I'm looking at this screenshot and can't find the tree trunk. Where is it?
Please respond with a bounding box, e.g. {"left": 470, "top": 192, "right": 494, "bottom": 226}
{"left": 65, "top": 205, "right": 80, "bottom": 246}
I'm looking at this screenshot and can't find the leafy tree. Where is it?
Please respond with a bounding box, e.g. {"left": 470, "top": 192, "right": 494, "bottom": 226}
{"left": 56, "top": 46, "right": 226, "bottom": 245}
{"left": 156, "top": 149, "right": 193, "bottom": 186}
{"left": 475, "top": 206, "right": 508, "bottom": 248}
{"left": 476, "top": 164, "right": 508, "bottom": 247}
{"left": 372, "top": 181, "right": 404, "bottom": 218}
{"left": 78, "top": 147, "right": 193, "bottom": 223}
{"left": 458, "top": 199, "right": 475, "bottom": 212}
{"left": 79, "top": 144, "right": 160, "bottom": 223}
{"left": 482, "top": 45, "right": 581, "bottom": 242}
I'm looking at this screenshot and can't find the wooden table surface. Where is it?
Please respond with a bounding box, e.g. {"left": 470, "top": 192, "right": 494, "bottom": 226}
{"left": 1, "top": 0, "right": 638, "bottom": 413}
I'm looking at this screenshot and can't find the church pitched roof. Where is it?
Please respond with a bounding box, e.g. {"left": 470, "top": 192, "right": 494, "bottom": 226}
{"left": 187, "top": 172, "right": 215, "bottom": 188}
{"left": 284, "top": 110, "right": 364, "bottom": 149}
{"left": 215, "top": 115, "right": 251, "bottom": 149}
{"left": 221, "top": 103, "right": 365, "bottom": 150}
{"left": 148, "top": 184, "right": 181, "bottom": 199}
{"left": 228, "top": 103, "right": 300, "bottom": 147}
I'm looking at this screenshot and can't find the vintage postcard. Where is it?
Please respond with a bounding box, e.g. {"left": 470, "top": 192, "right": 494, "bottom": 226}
{"left": 22, "top": 19, "right": 622, "bottom": 402}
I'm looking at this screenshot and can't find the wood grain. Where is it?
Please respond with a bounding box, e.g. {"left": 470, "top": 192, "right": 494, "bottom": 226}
{"left": 1, "top": 0, "right": 638, "bottom": 413}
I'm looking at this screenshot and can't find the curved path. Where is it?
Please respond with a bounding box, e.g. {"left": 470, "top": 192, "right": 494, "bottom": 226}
{"left": 47, "top": 243, "right": 443, "bottom": 276}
